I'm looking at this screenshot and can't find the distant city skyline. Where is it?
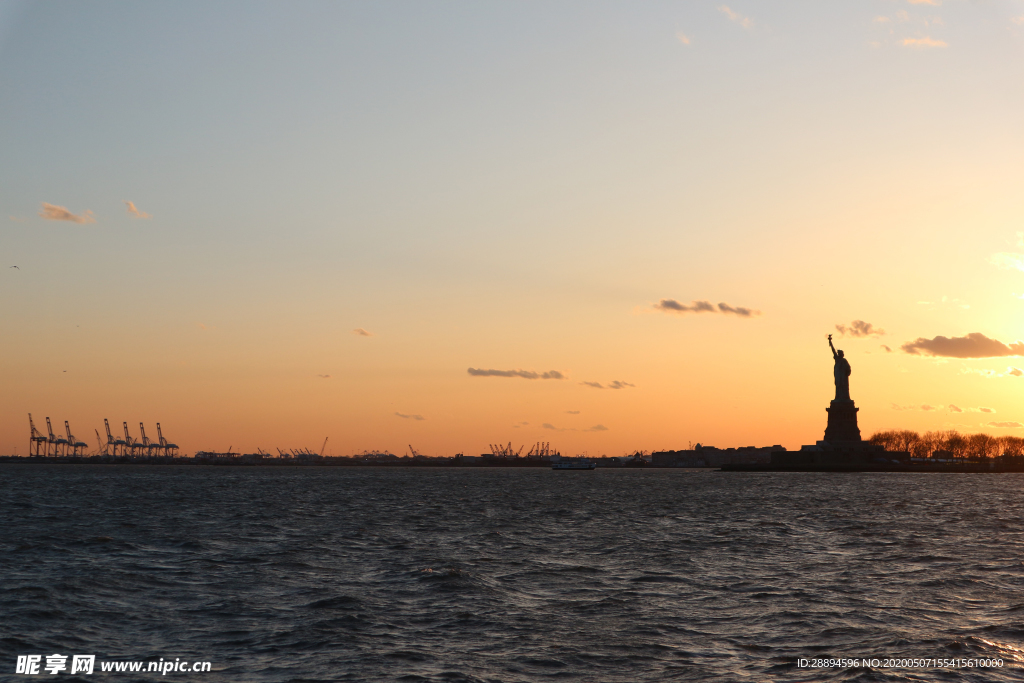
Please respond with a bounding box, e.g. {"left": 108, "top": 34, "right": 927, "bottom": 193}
{"left": 3, "top": 1, "right": 1024, "bottom": 456}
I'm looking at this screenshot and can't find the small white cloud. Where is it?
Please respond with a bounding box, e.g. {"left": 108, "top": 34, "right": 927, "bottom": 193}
{"left": 718, "top": 5, "right": 753, "bottom": 28}
{"left": 676, "top": 31, "right": 691, "bottom": 45}
{"left": 1012, "top": 16, "right": 1024, "bottom": 26}
{"left": 987, "top": 421, "right": 1022, "bottom": 429}
{"left": 902, "top": 36, "right": 948, "bottom": 47}
{"left": 123, "top": 201, "right": 152, "bottom": 219}
{"left": 873, "top": 16, "right": 891, "bottom": 23}
{"left": 907, "top": 0, "right": 940, "bottom": 5}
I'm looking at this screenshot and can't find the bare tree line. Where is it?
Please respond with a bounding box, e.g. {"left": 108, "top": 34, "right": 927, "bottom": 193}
{"left": 869, "top": 430, "right": 1024, "bottom": 459}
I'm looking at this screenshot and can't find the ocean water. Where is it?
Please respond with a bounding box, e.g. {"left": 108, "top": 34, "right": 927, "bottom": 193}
{"left": 2, "top": 465, "right": 1023, "bottom": 682}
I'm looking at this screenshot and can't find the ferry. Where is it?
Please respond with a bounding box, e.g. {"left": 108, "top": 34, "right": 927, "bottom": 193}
{"left": 552, "top": 458, "right": 596, "bottom": 470}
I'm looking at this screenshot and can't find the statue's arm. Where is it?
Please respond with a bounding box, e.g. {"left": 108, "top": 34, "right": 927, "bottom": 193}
{"left": 828, "top": 336, "right": 837, "bottom": 358}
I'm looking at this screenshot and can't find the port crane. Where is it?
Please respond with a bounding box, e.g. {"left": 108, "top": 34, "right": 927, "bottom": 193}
{"left": 140, "top": 422, "right": 159, "bottom": 457}
{"left": 489, "top": 442, "right": 524, "bottom": 457}
{"left": 321, "top": 437, "right": 328, "bottom": 457}
{"left": 28, "top": 414, "right": 47, "bottom": 456}
{"left": 46, "top": 417, "right": 68, "bottom": 456}
{"left": 156, "top": 423, "right": 178, "bottom": 456}
{"left": 65, "top": 421, "right": 88, "bottom": 456}
{"left": 526, "top": 442, "right": 554, "bottom": 457}
{"left": 104, "top": 419, "right": 126, "bottom": 456}
{"left": 123, "top": 422, "right": 140, "bottom": 457}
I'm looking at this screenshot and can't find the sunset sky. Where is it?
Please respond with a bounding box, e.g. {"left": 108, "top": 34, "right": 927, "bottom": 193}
{"left": 3, "top": 1, "right": 1024, "bottom": 457}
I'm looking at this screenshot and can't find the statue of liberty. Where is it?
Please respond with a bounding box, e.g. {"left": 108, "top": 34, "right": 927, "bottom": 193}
{"left": 828, "top": 334, "right": 851, "bottom": 402}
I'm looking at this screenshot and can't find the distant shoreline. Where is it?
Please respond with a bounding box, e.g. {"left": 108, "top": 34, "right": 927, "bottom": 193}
{"left": 0, "top": 455, "right": 645, "bottom": 469}
{"left": 4, "top": 456, "right": 1024, "bottom": 473}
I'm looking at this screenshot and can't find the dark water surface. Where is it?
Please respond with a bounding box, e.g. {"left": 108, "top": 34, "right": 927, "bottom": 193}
{"left": 2, "top": 465, "right": 1024, "bottom": 682}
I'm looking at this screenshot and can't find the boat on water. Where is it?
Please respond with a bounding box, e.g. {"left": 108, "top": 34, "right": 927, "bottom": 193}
{"left": 552, "top": 458, "right": 596, "bottom": 470}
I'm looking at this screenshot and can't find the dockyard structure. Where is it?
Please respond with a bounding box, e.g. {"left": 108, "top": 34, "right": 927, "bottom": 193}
{"left": 27, "top": 414, "right": 178, "bottom": 458}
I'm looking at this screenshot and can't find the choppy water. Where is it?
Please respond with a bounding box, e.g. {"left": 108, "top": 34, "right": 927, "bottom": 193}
{"left": 2, "top": 465, "right": 1024, "bottom": 682}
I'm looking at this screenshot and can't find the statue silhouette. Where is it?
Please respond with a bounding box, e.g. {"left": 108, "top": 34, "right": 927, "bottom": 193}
{"left": 828, "top": 334, "right": 851, "bottom": 402}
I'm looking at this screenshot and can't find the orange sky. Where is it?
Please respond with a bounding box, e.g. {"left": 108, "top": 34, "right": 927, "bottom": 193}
{"left": 3, "top": 2, "right": 1024, "bottom": 456}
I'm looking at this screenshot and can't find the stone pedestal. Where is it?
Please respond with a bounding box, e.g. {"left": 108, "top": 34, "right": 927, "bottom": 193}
{"left": 824, "top": 400, "right": 861, "bottom": 443}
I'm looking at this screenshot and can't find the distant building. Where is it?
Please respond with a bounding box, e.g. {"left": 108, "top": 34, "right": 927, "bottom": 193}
{"left": 651, "top": 444, "right": 786, "bottom": 468}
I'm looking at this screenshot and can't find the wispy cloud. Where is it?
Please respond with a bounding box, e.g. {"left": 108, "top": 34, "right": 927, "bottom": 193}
{"left": 317, "top": 374, "right": 331, "bottom": 379}
{"left": 654, "top": 299, "right": 760, "bottom": 317}
{"left": 835, "top": 320, "right": 885, "bottom": 338}
{"left": 891, "top": 403, "right": 943, "bottom": 411}
{"left": 718, "top": 5, "right": 753, "bottom": 28}
{"left": 566, "top": 410, "right": 580, "bottom": 414}
{"left": 676, "top": 31, "right": 691, "bottom": 45}
{"left": 352, "top": 328, "right": 373, "bottom": 336}
{"left": 9, "top": 215, "right": 25, "bottom": 222}
{"left": 608, "top": 380, "right": 635, "bottom": 389}
{"left": 961, "top": 366, "right": 1024, "bottom": 379}
{"left": 881, "top": 345, "right": 893, "bottom": 353}
{"left": 987, "top": 421, "right": 1022, "bottom": 429}
{"left": 581, "top": 381, "right": 604, "bottom": 389}
{"left": 991, "top": 253, "right": 1024, "bottom": 272}
{"left": 468, "top": 368, "right": 565, "bottom": 380}
{"left": 902, "top": 36, "right": 947, "bottom": 47}
{"left": 1012, "top": 16, "right": 1024, "bottom": 26}
{"left": 916, "top": 295, "right": 969, "bottom": 310}
{"left": 395, "top": 412, "right": 424, "bottom": 421}
{"left": 907, "top": 0, "right": 940, "bottom": 5}
{"left": 950, "top": 405, "right": 995, "bottom": 413}
{"left": 902, "top": 333, "right": 1024, "bottom": 358}
{"left": 542, "top": 422, "right": 608, "bottom": 432}
{"left": 39, "top": 202, "right": 95, "bottom": 224}
{"left": 123, "top": 200, "right": 151, "bottom": 219}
